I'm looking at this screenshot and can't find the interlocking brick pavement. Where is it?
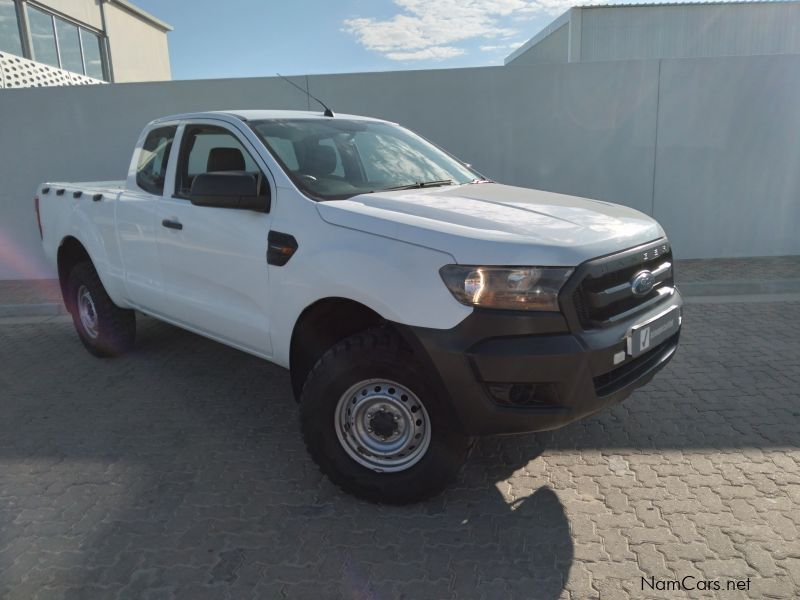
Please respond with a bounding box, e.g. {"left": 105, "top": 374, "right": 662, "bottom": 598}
{"left": 0, "top": 301, "right": 798, "bottom": 599}
{"left": 675, "top": 256, "right": 800, "bottom": 283}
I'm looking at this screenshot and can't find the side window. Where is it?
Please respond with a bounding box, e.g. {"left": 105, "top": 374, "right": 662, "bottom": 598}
{"left": 136, "top": 126, "right": 177, "bottom": 196}
{"left": 175, "top": 125, "right": 263, "bottom": 197}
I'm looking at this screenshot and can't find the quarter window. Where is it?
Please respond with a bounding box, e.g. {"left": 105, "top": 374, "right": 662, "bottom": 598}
{"left": 136, "top": 126, "right": 177, "bottom": 196}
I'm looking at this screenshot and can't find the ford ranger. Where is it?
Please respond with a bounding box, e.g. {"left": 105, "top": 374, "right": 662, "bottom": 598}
{"left": 36, "top": 110, "right": 682, "bottom": 503}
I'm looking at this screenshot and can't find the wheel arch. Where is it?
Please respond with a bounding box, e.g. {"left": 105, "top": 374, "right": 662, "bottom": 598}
{"left": 57, "top": 236, "right": 92, "bottom": 313}
{"left": 289, "top": 297, "right": 386, "bottom": 401}
{"left": 288, "top": 296, "right": 459, "bottom": 432}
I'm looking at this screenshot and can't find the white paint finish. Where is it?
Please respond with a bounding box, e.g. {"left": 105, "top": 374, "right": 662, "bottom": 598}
{"left": 266, "top": 206, "right": 471, "bottom": 367}
{"left": 37, "top": 183, "right": 130, "bottom": 304}
{"left": 150, "top": 118, "right": 276, "bottom": 356}
{"left": 35, "top": 112, "right": 485, "bottom": 364}
{"left": 115, "top": 186, "right": 163, "bottom": 307}
{"left": 319, "top": 183, "right": 663, "bottom": 267}
{"left": 154, "top": 195, "right": 273, "bottom": 355}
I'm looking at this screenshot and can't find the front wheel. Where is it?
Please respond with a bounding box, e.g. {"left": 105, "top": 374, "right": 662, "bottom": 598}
{"left": 300, "top": 327, "right": 472, "bottom": 504}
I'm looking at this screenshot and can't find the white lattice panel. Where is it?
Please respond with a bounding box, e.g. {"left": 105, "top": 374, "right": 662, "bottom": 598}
{"left": 0, "top": 52, "right": 105, "bottom": 89}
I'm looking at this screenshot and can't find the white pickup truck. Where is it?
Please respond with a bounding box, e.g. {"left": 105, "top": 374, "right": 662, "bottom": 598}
{"left": 36, "top": 110, "right": 682, "bottom": 503}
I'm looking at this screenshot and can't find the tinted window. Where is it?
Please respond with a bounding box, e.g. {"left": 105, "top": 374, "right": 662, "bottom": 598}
{"left": 27, "top": 6, "right": 58, "bottom": 67}
{"left": 136, "top": 126, "right": 177, "bottom": 195}
{"left": 0, "top": 0, "right": 22, "bottom": 56}
{"left": 175, "top": 125, "right": 264, "bottom": 198}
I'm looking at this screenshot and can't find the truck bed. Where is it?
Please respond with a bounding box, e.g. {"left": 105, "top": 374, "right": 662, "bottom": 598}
{"left": 42, "top": 180, "right": 126, "bottom": 197}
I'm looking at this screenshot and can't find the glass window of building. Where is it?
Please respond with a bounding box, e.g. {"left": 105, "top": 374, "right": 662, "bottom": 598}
{"left": 80, "top": 29, "right": 104, "bottom": 79}
{"left": 55, "top": 17, "right": 83, "bottom": 74}
{"left": 0, "top": 0, "right": 23, "bottom": 56}
{"left": 27, "top": 5, "right": 59, "bottom": 67}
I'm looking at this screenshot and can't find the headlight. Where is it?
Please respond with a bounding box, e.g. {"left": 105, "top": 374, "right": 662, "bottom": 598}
{"left": 439, "top": 265, "right": 573, "bottom": 311}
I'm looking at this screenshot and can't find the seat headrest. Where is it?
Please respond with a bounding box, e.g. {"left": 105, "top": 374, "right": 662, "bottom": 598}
{"left": 303, "top": 145, "right": 337, "bottom": 177}
{"left": 207, "top": 147, "right": 246, "bottom": 172}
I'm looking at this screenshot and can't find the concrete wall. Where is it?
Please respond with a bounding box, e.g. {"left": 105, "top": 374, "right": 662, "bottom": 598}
{"left": 104, "top": 2, "right": 170, "bottom": 82}
{"left": 1, "top": 54, "right": 798, "bottom": 279}
{"left": 653, "top": 54, "right": 800, "bottom": 258}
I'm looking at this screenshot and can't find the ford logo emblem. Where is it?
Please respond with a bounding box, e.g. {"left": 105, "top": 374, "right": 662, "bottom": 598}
{"left": 631, "top": 270, "right": 655, "bottom": 297}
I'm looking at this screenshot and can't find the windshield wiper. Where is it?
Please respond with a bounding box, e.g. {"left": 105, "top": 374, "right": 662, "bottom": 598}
{"left": 383, "top": 179, "right": 455, "bottom": 191}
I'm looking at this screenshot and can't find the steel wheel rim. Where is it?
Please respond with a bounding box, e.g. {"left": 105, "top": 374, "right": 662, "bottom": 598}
{"left": 335, "top": 379, "right": 431, "bottom": 473}
{"left": 77, "top": 285, "right": 99, "bottom": 339}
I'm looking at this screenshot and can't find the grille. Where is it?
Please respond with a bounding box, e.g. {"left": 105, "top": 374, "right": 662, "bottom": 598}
{"left": 572, "top": 242, "right": 674, "bottom": 329}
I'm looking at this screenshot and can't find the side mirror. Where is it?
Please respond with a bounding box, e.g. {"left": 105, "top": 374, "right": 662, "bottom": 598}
{"left": 189, "top": 172, "right": 270, "bottom": 212}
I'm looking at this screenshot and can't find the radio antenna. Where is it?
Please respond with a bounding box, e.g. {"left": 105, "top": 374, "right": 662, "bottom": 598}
{"left": 277, "top": 73, "right": 334, "bottom": 118}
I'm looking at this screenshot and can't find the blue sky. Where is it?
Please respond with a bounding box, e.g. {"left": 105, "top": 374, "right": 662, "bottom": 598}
{"left": 131, "top": 0, "right": 575, "bottom": 80}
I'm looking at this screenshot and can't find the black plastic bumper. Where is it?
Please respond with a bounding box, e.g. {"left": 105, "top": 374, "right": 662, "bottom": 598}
{"left": 396, "top": 291, "right": 682, "bottom": 436}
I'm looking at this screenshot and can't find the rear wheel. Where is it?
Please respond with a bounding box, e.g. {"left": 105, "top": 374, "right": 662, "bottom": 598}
{"left": 66, "top": 261, "right": 135, "bottom": 357}
{"left": 300, "top": 326, "right": 471, "bottom": 504}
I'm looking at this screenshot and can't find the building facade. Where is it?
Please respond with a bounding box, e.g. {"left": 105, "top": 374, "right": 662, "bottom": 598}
{"left": 506, "top": 1, "right": 800, "bottom": 65}
{"left": 0, "top": 0, "right": 171, "bottom": 88}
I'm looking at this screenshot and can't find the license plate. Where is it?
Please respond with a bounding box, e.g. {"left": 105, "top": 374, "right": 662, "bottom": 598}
{"left": 627, "top": 306, "right": 680, "bottom": 357}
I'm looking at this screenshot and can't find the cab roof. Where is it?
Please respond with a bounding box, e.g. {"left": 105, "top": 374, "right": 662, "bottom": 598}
{"left": 151, "top": 110, "right": 387, "bottom": 125}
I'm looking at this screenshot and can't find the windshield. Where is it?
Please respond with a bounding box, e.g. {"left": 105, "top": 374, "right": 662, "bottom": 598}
{"left": 249, "top": 118, "right": 480, "bottom": 200}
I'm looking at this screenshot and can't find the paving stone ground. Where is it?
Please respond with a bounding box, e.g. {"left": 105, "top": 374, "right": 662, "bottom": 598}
{"left": 0, "top": 301, "right": 798, "bottom": 599}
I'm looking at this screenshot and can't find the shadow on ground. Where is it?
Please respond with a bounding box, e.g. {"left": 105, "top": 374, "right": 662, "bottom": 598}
{"left": 0, "top": 301, "right": 798, "bottom": 598}
{"left": 0, "top": 317, "right": 573, "bottom": 599}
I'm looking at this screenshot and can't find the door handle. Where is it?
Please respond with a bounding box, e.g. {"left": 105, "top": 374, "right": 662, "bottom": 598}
{"left": 162, "top": 219, "right": 183, "bottom": 230}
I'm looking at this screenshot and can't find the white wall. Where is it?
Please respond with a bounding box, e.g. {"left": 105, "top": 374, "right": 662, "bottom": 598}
{"left": 1, "top": 55, "right": 798, "bottom": 279}
{"left": 653, "top": 55, "right": 800, "bottom": 258}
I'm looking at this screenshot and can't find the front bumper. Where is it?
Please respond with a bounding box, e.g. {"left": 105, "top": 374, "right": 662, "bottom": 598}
{"left": 397, "top": 289, "right": 682, "bottom": 436}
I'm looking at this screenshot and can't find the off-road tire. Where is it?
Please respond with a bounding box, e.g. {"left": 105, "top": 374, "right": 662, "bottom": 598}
{"left": 299, "top": 326, "right": 472, "bottom": 504}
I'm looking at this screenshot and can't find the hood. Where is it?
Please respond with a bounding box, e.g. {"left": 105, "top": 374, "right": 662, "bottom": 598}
{"left": 316, "top": 183, "right": 664, "bottom": 266}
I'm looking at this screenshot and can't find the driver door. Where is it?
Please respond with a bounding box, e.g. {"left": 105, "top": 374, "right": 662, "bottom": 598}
{"left": 154, "top": 121, "right": 274, "bottom": 357}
